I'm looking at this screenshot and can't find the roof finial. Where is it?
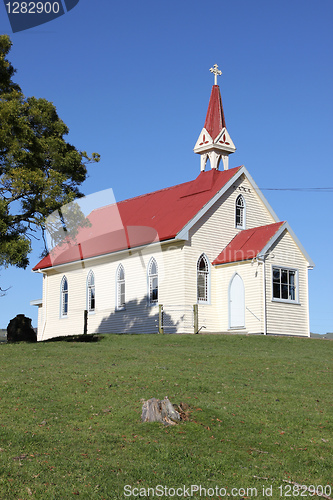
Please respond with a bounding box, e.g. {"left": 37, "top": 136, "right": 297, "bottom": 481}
{"left": 210, "top": 64, "right": 222, "bottom": 85}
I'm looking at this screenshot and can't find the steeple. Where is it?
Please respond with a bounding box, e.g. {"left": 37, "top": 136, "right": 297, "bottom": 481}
{"left": 194, "top": 65, "right": 236, "bottom": 171}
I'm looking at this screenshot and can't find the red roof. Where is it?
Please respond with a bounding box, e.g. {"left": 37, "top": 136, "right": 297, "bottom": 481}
{"left": 204, "top": 85, "right": 226, "bottom": 140}
{"left": 212, "top": 222, "right": 285, "bottom": 265}
{"left": 33, "top": 167, "right": 241, "bottom": 271}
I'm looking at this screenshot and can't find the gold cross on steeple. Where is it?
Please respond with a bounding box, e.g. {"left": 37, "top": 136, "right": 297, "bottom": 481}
{"left": 210, "top": 64, "right": 222, "bottom": 85}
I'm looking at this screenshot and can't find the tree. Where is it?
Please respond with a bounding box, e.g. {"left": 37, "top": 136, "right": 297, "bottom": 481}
{"left": 0, "top": 35, "right": 100, "bottom": 271}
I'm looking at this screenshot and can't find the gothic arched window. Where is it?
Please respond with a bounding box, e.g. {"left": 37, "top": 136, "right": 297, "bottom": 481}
{"left": 116, "top": 264, "right": 125, "bottom": 310}
{"left": 87, "top": 270, "right": 95, "bottom": 312}
{"left": 148, "top": 258, "right": 158, "bottom": 305}
{"left": 235, "top": 194, "right": 246, "bottom": 229}
{"left": 197, "top": 254, "right": 210, "bottom": 303}
{"left": 60, "top": 276, "right": 68, "bottom": 317}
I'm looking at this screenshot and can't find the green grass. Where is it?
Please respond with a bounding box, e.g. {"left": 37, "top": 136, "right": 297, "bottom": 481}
{"left": 0, "top": 334, "right": 332, "bottom": 499}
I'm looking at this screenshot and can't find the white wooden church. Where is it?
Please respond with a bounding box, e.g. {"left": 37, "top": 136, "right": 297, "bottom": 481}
{"left": 32, "top": 65, "right": 314, "bottom": 340}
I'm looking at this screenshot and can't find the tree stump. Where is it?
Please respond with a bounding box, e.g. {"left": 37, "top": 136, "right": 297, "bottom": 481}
{"left": 141, "top": 397, "right": 181, "bottom": 426}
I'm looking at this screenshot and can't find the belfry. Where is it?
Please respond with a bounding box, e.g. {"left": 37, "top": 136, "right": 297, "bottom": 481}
{"left": 194, "top": 64, "right": 236, "bottom": 171}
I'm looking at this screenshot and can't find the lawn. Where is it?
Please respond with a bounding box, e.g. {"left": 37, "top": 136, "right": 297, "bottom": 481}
{"left": 0, "top": 334, "right": 332, "bottom": 500}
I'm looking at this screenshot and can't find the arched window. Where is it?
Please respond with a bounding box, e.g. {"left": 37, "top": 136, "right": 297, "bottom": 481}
{"left": 87, "top": 270, "right": 95, "bottom": 312}
{"left": 116, "top": 264, "right": 125, "bottom": 310}
{"left": 197, "top": 254, "right": 210, "bottom": 303}
{"left": 60, "top": 276, "right": 68, "bottom": 317}
{"left": 235, "top": 194, "right": 245, "bottom": 229}
{"left": 148, "top": 258, "right": 158, "bottom": 305}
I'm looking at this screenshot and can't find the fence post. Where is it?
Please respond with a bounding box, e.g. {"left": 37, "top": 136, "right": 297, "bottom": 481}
{"left": 83, "top": 309, "right": 88, "bottom": 335}
{"left": 158, "top": 304, "right": 164, "bottom": 334}
{"left": 193, "top": 304, "right": 198, "bottom": 334}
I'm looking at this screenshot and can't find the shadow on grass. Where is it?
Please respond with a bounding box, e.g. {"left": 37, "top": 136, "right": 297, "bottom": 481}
{"left": 43, "top": 333, "right": 103, "bottom": 343}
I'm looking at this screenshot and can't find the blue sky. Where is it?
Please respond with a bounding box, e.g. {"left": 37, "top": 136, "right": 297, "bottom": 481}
{"left": 0, "top": 0, "right": 332, "bottom": 333}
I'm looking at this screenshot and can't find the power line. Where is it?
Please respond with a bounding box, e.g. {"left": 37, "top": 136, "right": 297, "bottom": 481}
{"left": 259, "top": 187, "right": 333, "bottom": 192}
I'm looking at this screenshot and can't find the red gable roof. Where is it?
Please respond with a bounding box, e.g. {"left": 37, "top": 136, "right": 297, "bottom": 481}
{"left": 33, "top": 167, "right": 241, "bottom": 271}
{"left": 212, "top": 222, "right": 285, "bottom": 265}
{"left": 204, "top": 85, "right": 226, "bottom": 140}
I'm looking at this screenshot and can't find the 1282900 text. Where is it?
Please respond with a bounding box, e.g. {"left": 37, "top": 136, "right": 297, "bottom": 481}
{"left": 5, "top": 2, "right": 60, "bottom": 14}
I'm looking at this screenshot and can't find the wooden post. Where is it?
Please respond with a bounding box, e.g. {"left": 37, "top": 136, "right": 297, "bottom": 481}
{"left": 158, "top": 304, "right": 164, "bottom": 334}
{"left": 193, "top": 304, "right": 198, "bottom": 334}
{"left": 83, "top": 309, "right": 88, "bottom": 335}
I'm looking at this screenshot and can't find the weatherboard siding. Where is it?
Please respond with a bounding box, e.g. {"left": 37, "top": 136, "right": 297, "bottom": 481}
{"left": 92, "top": 249, "right": 158, "bottom": 334}
{"left": 38, "top": 242, "right": 187, "bottom": 339}
{"left": 38, "top": 265, "right": 86, "bottom": 340}
{"left": 265, "top": 231, "right": 309, "bottom": 336}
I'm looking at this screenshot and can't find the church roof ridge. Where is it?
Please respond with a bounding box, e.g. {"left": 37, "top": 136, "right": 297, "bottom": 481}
{"left": 32, "top": 167, "right": 242, "bottom": 271}
{"left": 89, "top": 167, "right": 235, "bottom": 214}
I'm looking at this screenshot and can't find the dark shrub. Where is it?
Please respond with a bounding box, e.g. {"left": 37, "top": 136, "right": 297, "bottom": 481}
{"left": 7, "top": 314, "right": 37, "bottom": 343}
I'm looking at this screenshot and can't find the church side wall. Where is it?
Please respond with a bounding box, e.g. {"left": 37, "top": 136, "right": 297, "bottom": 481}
{"left": 38, "top": 242, "right": 185, "bottom": 340}
{"left": 184, "top": 174, "right": 276, "bottom": 332}
{"left": 265, "top": 232, "right": 310, "bottom": 336}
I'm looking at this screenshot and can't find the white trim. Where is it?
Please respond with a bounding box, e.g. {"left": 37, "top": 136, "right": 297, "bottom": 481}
{"left": 258, "top": 258, "right": 267, "bottom": 335}
{"left": 30, "top": 299, "right": 42, "bottom": 307}
{"left": 213, "top": 259, "right": 252, "bottom": 268}
{"left": 271, "top": 265, "right": 299, "bottom": 304}
{"left": 176, "top": 166, "right": 280, "bottom": 241}
{"left": 305, "top": 267, "right": 310, "bottom": 337}
{"left": 40, "top": 274, "right": 48, "bottom": 341}
{"left": 32, "top": 238, "right": 171, "bottom": 273}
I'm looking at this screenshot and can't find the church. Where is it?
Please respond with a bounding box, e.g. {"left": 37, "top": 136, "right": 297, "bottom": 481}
{"left": 32, "top": 65, "right": 314, "bottom": 340}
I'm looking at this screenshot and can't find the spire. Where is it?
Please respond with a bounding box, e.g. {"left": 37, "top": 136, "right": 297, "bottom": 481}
{"left": 204, "top": 85, "right": 226, "bottom": 141}
{"left": 194, "top": 65, "right": 236, "bottom": 171}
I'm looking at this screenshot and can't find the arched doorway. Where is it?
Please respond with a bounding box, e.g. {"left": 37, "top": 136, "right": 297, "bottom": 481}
{"left": 229, "top": 273, "right": 245, "bottom": 329}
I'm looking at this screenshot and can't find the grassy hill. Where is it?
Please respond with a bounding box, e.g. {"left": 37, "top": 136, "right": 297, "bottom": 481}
{"left": 0, "top": 334, "right": 331, "bottom": 499}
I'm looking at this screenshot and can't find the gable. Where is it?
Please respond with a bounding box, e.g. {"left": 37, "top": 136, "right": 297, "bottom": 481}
{"left": 212, "top": 222, "right": 285, "bottom": 265}
{"left": 176, "top": 166, "right": 279, "bottom": 241}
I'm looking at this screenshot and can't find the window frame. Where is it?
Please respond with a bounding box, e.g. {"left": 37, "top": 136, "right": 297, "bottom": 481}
{"left": 60, "top": 275, "right": 68, "bottom": 318}
{"left": 271, "top": 265, "right": 299, "bottom": 304}
{"left": 197, "top": 254, "right": 210, "bottom": 304}
{"left": 235, "top": 194, "right": 246, "bottom": 230}
{"left": 116, "top": 264, "right": 125, "bottom": 311}
{"left": 87, "top": 270, "right": 96, "bottom": 313}
{"left": 147, "top": 258, "right": 158, "bottom": 306}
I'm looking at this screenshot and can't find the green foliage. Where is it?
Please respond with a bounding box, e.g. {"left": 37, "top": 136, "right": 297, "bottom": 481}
{"left": 0, "top": 334, "right": 331, "bottom": 498}
{"left": 0, "top": 35, "right": 100, "bottom": 269}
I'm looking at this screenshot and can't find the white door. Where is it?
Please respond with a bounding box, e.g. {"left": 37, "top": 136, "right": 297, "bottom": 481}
{"left": 229, "top": 273, "right": 245, "bottom": 329}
